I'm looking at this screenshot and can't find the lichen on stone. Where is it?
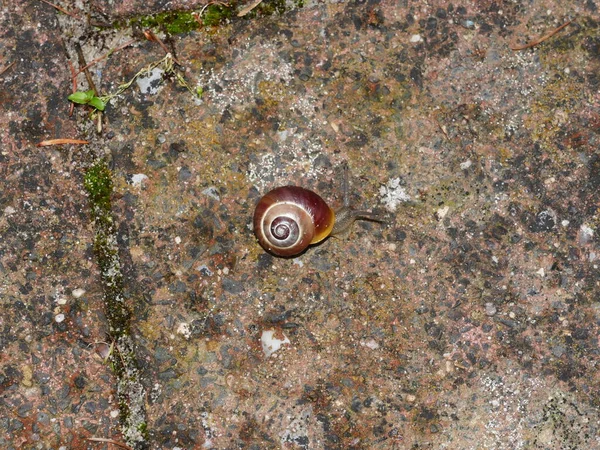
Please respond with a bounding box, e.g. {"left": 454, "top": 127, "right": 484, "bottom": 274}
{"left": 84, "top": 160, "right": 149, "bottom": 449}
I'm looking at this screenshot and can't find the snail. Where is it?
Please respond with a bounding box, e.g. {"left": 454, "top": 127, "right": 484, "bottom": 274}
{"left": 253, "top": 164, "right": 384, "bottom": 257}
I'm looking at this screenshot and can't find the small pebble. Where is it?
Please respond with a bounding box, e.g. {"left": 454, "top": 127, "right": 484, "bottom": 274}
{"left": 261, "top": 329, "right": 290, "bottom": 358}
{"left": 579, "top": 224, "right": 594, "bottom": 245}
{"left": 202, "top": 186, "right": 220, "bottom": 201}
{"left": 484, "top": 302, "right": 497, "bottom": 316}
{"left": 361, "top": 339, "right": 380, "bottom": 350}
{"left": 55, "top": 314, "right": 65, "bottom": 323}
{"left": 131, "top": 174, "right": 149, "bottom": 188}
{"left": 71, "top": 288, "right": 86, "bottom": 298}
{"left": 176, "top": 322, "right": 191, "bottom": 339}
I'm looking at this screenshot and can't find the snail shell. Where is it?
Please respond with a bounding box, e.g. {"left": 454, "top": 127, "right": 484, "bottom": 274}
{"left": 253, "top": 186, "right": 335, "bottom": 257}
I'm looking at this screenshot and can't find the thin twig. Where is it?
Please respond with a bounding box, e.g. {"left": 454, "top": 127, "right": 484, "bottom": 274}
{"left": 0, "top": 61, "right": 15, "bottom": 77}
{"left": 237, "top": 0, "right": 262, "bottom": 17}
{"left": 67, "top": 60, "right": 77, "bottom": 116}
{"left": 73, "top": 39, "right": 136, "bottom": 79}
{"left": 38, "top": 0, "right": 80, "bottom": 19}
{"left": 199, "top": 1, "right": 229, "bottom": 17}
{"left": 436, "top": 120, "right": 450, "bottom": 141}
{"left": 37, "top": 138, "right": 89, "bottom": 147}
{"left": 75, "top": 43, "right": 97, "bottom": 95}
{"left": 87, "top": 437, "right": 133, "bottom": 450}
{"left": 143, "top": 30, "right": 181, "bottom": 65}
{"left": 511, "top": 19, "right": 573, "bottom": 51}
{"left": 193, "top": 1, "right": 230, "bottom": 25}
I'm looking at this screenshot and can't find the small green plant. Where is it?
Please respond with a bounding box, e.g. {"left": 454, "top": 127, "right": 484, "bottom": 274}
{"left": 68, "top": 54, "right": 199, "bottom": 123}
{"left": 68, "top": 89, "right": 106, "bottom": 111}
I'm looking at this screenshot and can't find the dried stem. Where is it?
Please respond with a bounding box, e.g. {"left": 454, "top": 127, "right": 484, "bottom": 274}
{"left": 511, "top": 19, "right": 573, "bottom": 51}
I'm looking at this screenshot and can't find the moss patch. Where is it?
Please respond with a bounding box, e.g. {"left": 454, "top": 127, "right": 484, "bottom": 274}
{"left": 134, "top": 10, "right": 202, "bottom": 34}
{"left": 127, "top": 1, "right": 307, "bottom": 35}
{"left": 84, "top": 160, "right": 148, "bottom": 448}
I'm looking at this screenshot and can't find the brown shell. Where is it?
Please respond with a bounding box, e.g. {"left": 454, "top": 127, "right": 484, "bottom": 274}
{"left": 253, "top": 186, "right": 335, "bottom": 257}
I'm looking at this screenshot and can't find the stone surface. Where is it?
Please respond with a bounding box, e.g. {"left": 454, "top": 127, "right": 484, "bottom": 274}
{"left": 1, "top": 0, "right": 600, "bottom": 448}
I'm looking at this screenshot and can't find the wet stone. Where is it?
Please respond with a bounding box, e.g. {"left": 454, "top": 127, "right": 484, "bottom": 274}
{"left": 74, "top": 375, "right": 86, "bottom": 389}
{"left": 36, "top": 412, "right": 50, "bottom": 425}
{"left": 169, "top": 280, "right": 187, "bottom": 293}
{"left": 531, "top": 210, "right": 556, "bottom": 232}
{"left": 16, "top": 403, "right": 33, "bottom": 418}
{"left": 484, "top": 302, "right": 497, "bottom": 316}
{"left": 552, "top": 345, "right": 566, "bottom": 358}
{"left": 222, "top": 277, "right": 244, "bottom": 294}
{"left": 158, "top": 368, "right": 178, "bottom": 381}
{"left": 178, "top": 166, "right": 192, "bottom": 182}
{"left": 84, "top": 402, "right": 97, "bottom": 414}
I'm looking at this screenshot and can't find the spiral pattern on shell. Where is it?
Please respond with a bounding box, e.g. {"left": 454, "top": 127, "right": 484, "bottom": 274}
{"left": 253, "top": 186, "right": 335, "bottom": 257}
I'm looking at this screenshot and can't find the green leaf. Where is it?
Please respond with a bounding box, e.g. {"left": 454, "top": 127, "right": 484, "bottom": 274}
{"left": 68, "top": 91, "right": 91, "bottom": 104}
{"left": 89, "top": 97, "right": 106, "bottom": 111}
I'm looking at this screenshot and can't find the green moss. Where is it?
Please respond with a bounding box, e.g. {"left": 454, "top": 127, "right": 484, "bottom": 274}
{"left": 135, "top": 10, "right": 200, "bottom": 34}
{"left": 202, "top": 4, "right": 233, "bottom": 26}
{"left": 84, "top": 160, "right": 147, "bottom": 448}
{"left": 131, "top": 4, "right": 235, "bottom": 34}
{"left": 115, "top": 1, "right": 308, "bottom": 35}
{"left": 84, "top": 162, "right": 113, "bottom": 212}
{"left": 84, "top": 162, "right": 130, "bottom": 332}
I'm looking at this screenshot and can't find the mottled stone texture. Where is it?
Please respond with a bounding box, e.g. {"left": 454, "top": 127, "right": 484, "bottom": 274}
{"left": 2, "top": 0, "right": 600, "bottom": 448}
{"left": 0, "top": 2, "right": 122, "bottom": 449}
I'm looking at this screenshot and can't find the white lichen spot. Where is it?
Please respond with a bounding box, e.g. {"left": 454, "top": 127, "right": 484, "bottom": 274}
{"left": 176, "top": 322, "right": 191, "bottom": 339}
{"left": 131, "top": 173, "right": 149, "bottom": 188}
{"left": 195, "top": 41, "right": 294, "bottom": 113}
{"left": 202, "top": 186, "right": 220, "bottom": 201}
{"left": 460, "top": 159, "right": 472, "bottom": 170}
{"left": 71, "top": 288, "right": 86, "bottom": 298}
{"left": 247, "top": 153, "right": 277, "bottom": 190}
{"left": 280, "top": 406, "right": 312, "bottom": 446}
{"left": 436, "top": 205, "right": 450, "bottom": 221}
{"left": 380, "top": 177, "right": 411, "bottom": 212}
{"left": 361, "top": 339, "right": 380, "bottom": 350}
{"left": 292, "top": 258, "right": 304, "bottom": 267}
{"left": 196, "top": 265, "right": 213, "bottom": 276}
{"left": 579, "top": 224, "right": 594, "bottom": 245}
{"left": 261, "top": 329, "right": 290, "bottom": 358}
{"left": 3, "top": 206, "right": 16, "bottom": 215}
{"left": 136, "top": 67, "right": 165, "bottom": 95}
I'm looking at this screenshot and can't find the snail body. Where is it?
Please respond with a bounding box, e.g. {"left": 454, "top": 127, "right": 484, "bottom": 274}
{"left": 253, "top": 165, "right": 384, "bottom": 257}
